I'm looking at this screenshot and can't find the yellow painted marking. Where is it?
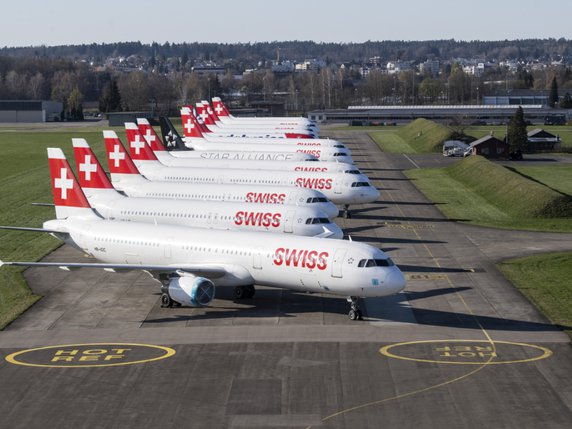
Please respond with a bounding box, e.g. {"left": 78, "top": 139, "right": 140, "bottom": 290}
{"left": 5, "top": 343, "right": 175, "bottom": 368}
{"left": 405, "top": 274, "right": 448, "bottom": 281}
{"left": 381, "top": 221, "right": 434, "bottom": 230}
{"left": 380, "top": 340, "right": 552, "bottom": 365}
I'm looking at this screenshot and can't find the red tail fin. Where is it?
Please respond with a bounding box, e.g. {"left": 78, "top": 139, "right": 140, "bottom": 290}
{"left": 124, "top": 122, "right": 158, "bottom": 161}
{"left": 48, "top": 147, "right": 95, "bottom": 219}
{"left": 195, "top": 103, "right": 214, "bottom": 125}
{"left": 212, "top": 97, "right": 228, "bottom": 117}
{"left": 180, "top": 108, "right": 204, "bottom": 138}
{"left": 103, "top": 131, "right": 140, "bottom": 175}
{"left": 72, "top": 138, "right": 113, "bottom": 189}
{"left": 136, "top": 118, "right": 165, "bottom": 151}
{"left": 203, "top": 100, "right": 220, "bottom": 122}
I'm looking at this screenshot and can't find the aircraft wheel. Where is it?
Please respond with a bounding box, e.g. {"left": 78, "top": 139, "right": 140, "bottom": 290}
{"left": 161, "top": 293, "right": 173, "bottom": 308}
{"left": 246, "top": 285, "right": 256, "bottom": 298}
{"left": 349, "top": 309, "right": 358, "bottom": 321}
{"left": 234, "top": 286, "right": 246, "bottom": 300}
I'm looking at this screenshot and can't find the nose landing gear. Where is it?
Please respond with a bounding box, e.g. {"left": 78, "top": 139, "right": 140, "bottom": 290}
{"left": 347, "top": 296, "right": 363, "bottom": 320}
{"left": 343, "top": 204, "right": 352, "bottom": 219}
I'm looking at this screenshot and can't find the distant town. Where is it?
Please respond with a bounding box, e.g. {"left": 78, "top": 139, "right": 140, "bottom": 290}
{"left": 0, "top": 39, "right": 571, "bottom": 120}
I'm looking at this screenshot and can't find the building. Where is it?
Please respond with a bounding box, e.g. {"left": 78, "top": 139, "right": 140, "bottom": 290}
{"left": 107, "top": 111, "right": 154, "bottom": 126}
{"left": 468, "top": 135, "right": 510, "bottom": 158}
{"left": 526, "top": 128, "right": 561, "bottom": 152}
{"left": 483, "top": 89, "right": 549, "bottom": 106}
{"left": 0, "top": 100, "right": 62, "bottom": 123}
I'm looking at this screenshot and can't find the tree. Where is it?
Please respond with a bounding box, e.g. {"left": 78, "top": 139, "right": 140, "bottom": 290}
{"left": 506, "top": 106, "right": 528, "bottom": 152}
{"left": 549, "top": 77, "right": 559, "bottom": 107}
{"left": 67, "top": 87, "right": 84, "bottom": 120}
{"left": 98, "top": 79, "right": 122, "bottom": 112}
{"left": 560, "top": 92, "right": 572, "bottom": 109}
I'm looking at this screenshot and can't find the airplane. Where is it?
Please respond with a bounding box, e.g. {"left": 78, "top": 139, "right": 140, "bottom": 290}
{"left": 93, "top": 136, "right": 340, "bottom": 218}
{"left": 195, "top": 102, "right": 318, "bottom": 136}
{"left": 132, "top": 121, "right": 360, "bottom": 174}
{"left": 211, "top": 97, "right": 316, "bottom": 128}
{"left": 180, "top": 110, "right": 354, "bottom": 164}
{"left": 184, "top": 106, "right": 346, "bottom": 150}
{"left": 110, "top": 130, "right": 379, "bottom": 215}
{"left": 71, "top": 142, "right": 343, "bottom": 238}
{"left": 139, "top": 118, "right": 317, "bottom": 162}
{"left": 0, "top": 151, "right": 405, "bottom": 319}
{"left": 144, "top": 117, "right": 318, "bottom": 161}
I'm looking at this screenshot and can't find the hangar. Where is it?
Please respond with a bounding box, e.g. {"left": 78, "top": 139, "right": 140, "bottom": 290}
{"left": 0, "top": 100, "right": 62, "bottom": 123}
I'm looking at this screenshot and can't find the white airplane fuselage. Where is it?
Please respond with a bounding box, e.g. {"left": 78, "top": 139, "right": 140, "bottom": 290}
{"left": 84, "top": 189, "right": 343, "bottom": 238}
{"left": 46, "top": 217, "right": 406, "bottom": 297}
{"left": 108, "top": 176, "right": 340, "bottom": 218}
{"left": 130, "top": 161, "right": 379, "bottom": 205}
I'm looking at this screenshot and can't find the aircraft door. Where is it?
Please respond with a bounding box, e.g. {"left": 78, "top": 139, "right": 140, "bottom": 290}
{"left": 164, "top": 238, "right": 173, "bottom": 259}
{"left": 334, "top": 179, "right": 343, "bottom": 194}
{"left": 283, "top": 210, "right": 295, "bottom": 233}
{"left": 253, "top": 247, "right": 263, "bottom": 269}
{"left": 331, "top": 248, "right": 347, "bottom": 278}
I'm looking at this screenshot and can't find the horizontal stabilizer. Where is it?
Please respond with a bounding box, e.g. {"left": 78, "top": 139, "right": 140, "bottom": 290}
{"left": 0, "top": 225, "right": 64, "bottom": 234}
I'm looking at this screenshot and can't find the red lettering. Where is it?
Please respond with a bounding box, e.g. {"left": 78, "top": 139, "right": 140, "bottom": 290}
{"left": 294, "top": 167, "right": 327, "bottom": 172}
{"left": 272, "top": 248, "right": 329, "bottom": 270}
{"left": 235, "top": 211, "right": 280, "bottom": 227}
{"left": 296, "top": 149, "right": 321, "bottom": 157}
{"left": 271, "top": 213, "right": 281, "bottom": 227}
{"left": 296, "top": 142, "right": 321, "bottom": 146}
{"left": 294, "top": 177, "right": 333, "bottom": 190}
{"left": 245, "top": 192, "right": 286, "bottom": 204}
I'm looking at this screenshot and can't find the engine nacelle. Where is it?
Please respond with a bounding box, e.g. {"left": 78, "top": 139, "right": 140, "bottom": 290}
{"left": 167, "top": 276, "right": 215, "bottom": 307}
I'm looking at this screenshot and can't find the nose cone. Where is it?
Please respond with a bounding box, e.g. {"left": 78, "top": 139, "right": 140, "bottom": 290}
{"left": 328, "top": 223, "right": 344, "bottom": 239}
{"left": 322, "top": 202, "right": 340, "bottom": 218}
{"left": 385, "top": 267, "right": 406, "bottom": 294}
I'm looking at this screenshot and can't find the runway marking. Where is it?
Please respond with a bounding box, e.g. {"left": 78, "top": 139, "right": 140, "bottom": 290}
{"left": 403, "top": 154, "right": 421, "bottom": 169}
{"left": 380, "top": 340, "right": 552, "bottom": 365}
{"left": 405, "top": 273, "right": 448, "bottom": 281}
{"left": 307, "top": 136, "right": 500, "bottom": 429}
{"left": 5, "top": 343, "right": 176, "bottom": 368}
{"left": 380, "top": 221, "right": 434, "bottom": 230}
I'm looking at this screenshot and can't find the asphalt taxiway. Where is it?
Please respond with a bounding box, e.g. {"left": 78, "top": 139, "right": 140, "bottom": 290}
{"left": 0, "top": 128, "right": 571, "bottom": 428}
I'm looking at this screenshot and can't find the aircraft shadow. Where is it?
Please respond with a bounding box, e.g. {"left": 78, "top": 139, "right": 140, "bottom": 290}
{"left": 144, "top": 287, "right": 570, "bottom": 333}
{"left": 399, "top": 265, "right": 476, "bottom": 273}
{"left": 350, "top": 236, "right": 447, "bottom": 245}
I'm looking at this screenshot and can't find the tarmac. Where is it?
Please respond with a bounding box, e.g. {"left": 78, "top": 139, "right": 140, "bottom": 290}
{"left": 0, "top": 128, "right": 571, "bottom": 428}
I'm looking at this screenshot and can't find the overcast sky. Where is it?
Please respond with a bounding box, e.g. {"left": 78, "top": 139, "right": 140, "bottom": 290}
{"left": 2, "top": 0, "right": 572, "bottom": 47}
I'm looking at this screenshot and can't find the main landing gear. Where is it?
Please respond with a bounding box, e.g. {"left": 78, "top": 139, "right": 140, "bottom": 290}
{"left": 343, "top": 204, "right": 352, "bottom": 219}
{"left": 235, "top": 285, "right": 256, "bottom": 300}
{"left": 347, "top": 296, "right": 363, "bottom": 321}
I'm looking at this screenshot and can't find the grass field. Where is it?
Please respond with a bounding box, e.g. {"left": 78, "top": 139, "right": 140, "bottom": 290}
{"left": 369, "top": 119, "right": 453, "bottom": 153}
{"left": 0, "top": 124, "right": 114, "bottom": 329}
{"left": 405, "top": 156, "right": 572, "bottom": 232}
{"left": 498, "top": 252, "right": 572, "bottom": 337}
{"left": 510, "top": 165, "right": 572, "bottom": 196}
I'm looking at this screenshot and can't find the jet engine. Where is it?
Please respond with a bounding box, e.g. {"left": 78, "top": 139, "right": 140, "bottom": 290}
{"left": 163, "top": 276, "right": 215, "bottom": 307}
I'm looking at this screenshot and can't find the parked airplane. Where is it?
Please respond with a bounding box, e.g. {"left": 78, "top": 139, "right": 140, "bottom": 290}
{"left": 195, "top": 102, "right": 318, "bottom": 136}
{"left": 180, "top": 110, "right": 354, "bottom": 164}
{"left": 93, "top": 136, "right": 340, "bottom": 218}
{"left": 133, "top": 120, "right": 360, "bottom": 173}
{"left": 71, "top": 141, "right": 342, "bottom": 238}
{"left": 0, "top": 152, "right": 406, "bottom": 319}
{"left": 110, "top": 131, "right": 379, "bottom": 213}
{"left": 212, "top": 97, "right": 316, "bottom": 128}
{"left": 185, "top": 106, "right": 345, "bottom": 150}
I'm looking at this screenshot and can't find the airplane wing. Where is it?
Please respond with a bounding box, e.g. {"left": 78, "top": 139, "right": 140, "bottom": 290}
{"left": 0, "top": 260, "right": 228, "bottom": 279}
{"left": 0, "top": 226, "right": 64, "bottom": 234}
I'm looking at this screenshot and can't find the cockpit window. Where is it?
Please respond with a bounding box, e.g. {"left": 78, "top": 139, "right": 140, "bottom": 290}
{"left": 345, "top": 169, "right": 361, "bottom": 174}
{"left": 306, "top": 159, "right": 319, "bottom": 162}
{"left": 357, "top": 258, "right": 395, "bottom": 267}
{"left": 351, "top": 182, "right": 371, "bottom": 187}
{"left": 305, "top": 217, "right": 331, "bottom": 225}
{"left": 306, "top": 197, "right": 329, "bottom": 203}
{"left": 333, "top": 153, "right": 347, "bottom": 157}
{"left": 334, "top": 144, "right": 345, "bottom": 148}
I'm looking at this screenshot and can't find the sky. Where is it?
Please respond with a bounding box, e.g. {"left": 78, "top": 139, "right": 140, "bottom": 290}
{"left": 2, "top": 0, "right": 572, "bottom": 47}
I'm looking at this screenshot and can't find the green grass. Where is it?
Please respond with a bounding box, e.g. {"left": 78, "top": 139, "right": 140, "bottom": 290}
{"left": 406, "top": 156, "right": 572, "bottom": 231}
{"left": 510, "top": 165, "right": 572, "bottom": 196}
{"left": 498, "top": 252, "right": 572, "bottom": 337}
{"left": 369, "top": 119, "right": 454, "bottom": 154}
{"left": 0, "top": 126, "right": 112, "bottom": 329}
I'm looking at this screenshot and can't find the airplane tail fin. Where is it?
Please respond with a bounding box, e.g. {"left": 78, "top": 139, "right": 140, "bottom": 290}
{"left": 71, "top": 138, "right": 116, "bottom": 192}
{"left": 211, "top": 97, "right": 229, "bottom": 118}
{"left": 180, "top": 108, "right": 205, "bottom": 139}
{"left": 47, "top": 148, "right": 98, "bottom": 220}
{"left": 195, "top": 103, "right": 215, "bottom": 126}
{"left": 103, "top": 130, "right": 143, "bottom": 182}
{"left": 212, "top": 97, "right": 232, "bottom": 118}
{"left": 203, "top": 100, "right": 220, "bottom": 122}
{"left": 159, "top": 117, "right": 190, "bottom": 151}
{"left": 136, "top": 118, "right": 167, "bottom": 152}
{"left": 124, "top": 122, "right": 159, "bottom": 163}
